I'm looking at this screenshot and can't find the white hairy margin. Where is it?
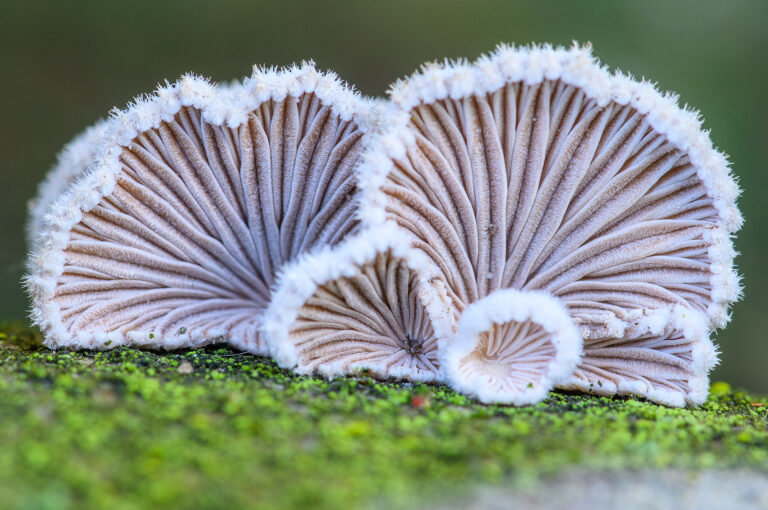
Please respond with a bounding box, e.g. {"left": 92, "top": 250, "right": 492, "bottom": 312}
{"left": 442, "top": 289, "right": 582, "bottom": 406}
{"left": 355, "top": 43, "right": 742, "bottom": 332}
{"left": 26, "top": 62, "right": 377, "bottom": 350}
{"left": 26, "top": 118, "right": 111, "bottom": 249}
{"left": 262, "top": 221, "right": 457, "bottom": 382}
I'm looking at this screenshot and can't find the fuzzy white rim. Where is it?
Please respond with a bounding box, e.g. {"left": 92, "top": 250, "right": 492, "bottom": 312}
{"left": 563, "top": 305, "right": 717, "bottom": 407}
{"left": 26, "top": 118, "right": 111, "bottom": 250}
{"left": 355, "top": 43, "right": 742, "bottom": 331}
{"left": 442, "top": 289, "right": 582, "bottom": 406}
{"left": 263, "top": 221, "right": 457, "bottom": 382}
{"left": 26, "top": 62, "right": 378, "bottom": 350}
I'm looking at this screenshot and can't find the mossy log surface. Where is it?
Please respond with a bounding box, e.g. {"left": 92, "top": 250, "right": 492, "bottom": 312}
{"left": 1, "top": 324, "right": 766, "bottom": 510}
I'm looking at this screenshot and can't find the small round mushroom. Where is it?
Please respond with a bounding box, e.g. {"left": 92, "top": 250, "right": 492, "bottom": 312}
{"left": 443, "top": 289, "right": 581, "bottom": 405}
{"left": 27, "top": 63, "right": 376, "bottom": 353}
{"left": 264, "top": 225, "right": 455, "bottom": 382}
{"left": 356, "top": 44, "right": 741, "bottom": 405}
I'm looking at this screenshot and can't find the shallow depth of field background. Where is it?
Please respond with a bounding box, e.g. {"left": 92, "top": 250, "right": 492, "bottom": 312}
{"left": 1, "top": 1, "right": 766, "bottom": 391}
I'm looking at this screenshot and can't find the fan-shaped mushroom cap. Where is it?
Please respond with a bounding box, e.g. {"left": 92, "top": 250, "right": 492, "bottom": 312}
{"left": 27, "top": 119, "right": 111, "bottom": 248}
{"left": 443, "top": 289, "right": 581, "bottom": 405}
{"left": 264, "top": 224, "right": 455, "bottom": 382}
{"left": 563, "top": 305, "right": 716, "bottom": 407}
{"left": 27, "top": 63, "right": 376, "bottom": 353}
{"left": 356, "top": 44, "right": 741, "bottom": 405}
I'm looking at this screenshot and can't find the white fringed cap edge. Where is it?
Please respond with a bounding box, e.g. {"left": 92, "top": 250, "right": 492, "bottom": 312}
{"left": 562, "top": 305, "right": 717, "bottom": 407}
{"left": 26, "top": 118, "right": 111, "bottom": 250}
{"left": 263, "top": 222, "right": 457, "bottom": 383}
{"left": 355, "top": 42, "right": 742, "bottom": 332}
{"left": 442, "top": 289, "right": 582, "bottom": 406}
{"left": 26, "top": 62, "right": 378, "bottom": 350}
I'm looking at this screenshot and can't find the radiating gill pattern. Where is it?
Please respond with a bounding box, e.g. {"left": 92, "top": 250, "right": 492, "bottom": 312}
{"left": 456, "top": 322, "right": 556, "bottom": 400}
{"left": 564, "top": 307, "right": 715, "bottom": 406}
{"left": 276, "top": 250, "right": 445, "bottom": 381}
{"left": 442, "top": 289, "right": 581, "bottom": 405}
{"left": 370, "top": 63, "right": 733, "bottom": 404}
{"left": 51, "top": 94, "right": 365, "bottom": 352}
{"left": 28, "top": 46, "right": 742, "bottom": 407}
{"left": 385, "top": 81, "right": 718, "bottom": 313}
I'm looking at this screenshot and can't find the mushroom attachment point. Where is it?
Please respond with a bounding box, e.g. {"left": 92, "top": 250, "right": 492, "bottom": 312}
{"left": 27, "top": 63, "right": 375, "bottom": 353}
{"left": 443, "top": 289, "right": 581, "bottom": 405}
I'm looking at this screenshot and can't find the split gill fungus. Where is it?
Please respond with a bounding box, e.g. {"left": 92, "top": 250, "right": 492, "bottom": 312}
{"left": 27, "top": 45, "right": 741, "bottom": 407}
{"left": 28, "top": 64, "right": 375, "bottom": 353}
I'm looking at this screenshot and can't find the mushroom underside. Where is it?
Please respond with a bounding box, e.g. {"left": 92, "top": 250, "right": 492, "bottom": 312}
{"left": 271, "top": 249, "right": 448, "bottom": 382}
{"left": 47, "top": 93, "right": 365, "bottom": 352}
{"left": 377, "top": 77, "right": 725, "bottom": 402}
{"left": 443, "top": 289, "right": 582, "bottom": 405}
{"left": 28, "top": 47, "right": 740, "bottom": 408}
{"left": 564, "top": 307, "right": 716, "bottom": 406}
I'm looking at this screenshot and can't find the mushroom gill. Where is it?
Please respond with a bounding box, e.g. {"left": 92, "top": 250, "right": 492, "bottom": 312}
{"left": 264, "top": 226, "right": 455, "bottom": 382}
{"left": 563, "top": 306, "right": 716, "bottom": 407}
{"left": 27, "top": 64, "right": 374, "bottom": 353}
{"left": 443, "top": 289, "right": 581, "bottom": 405}
{"left": 357, "top": 44, "right": 741, "bottom": 405}
{"left": 27, "top": 44, "right": 742, "bottom": 408}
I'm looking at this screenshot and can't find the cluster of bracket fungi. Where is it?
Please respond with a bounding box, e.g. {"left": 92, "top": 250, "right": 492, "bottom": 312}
{"left": 26, "top": 44, "right": 741, "bottom": 407}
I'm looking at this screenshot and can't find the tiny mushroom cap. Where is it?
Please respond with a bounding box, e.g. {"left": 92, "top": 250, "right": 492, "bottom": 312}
{"left": 26, "top": 62, "right": 377, "bottom": 353}
{"left": 27, "top": 118, "right": 111, "bottom": 249}
{"left": 443, "top": 289, "right": 581, "bottom": 405}
{"left": 356, "top": 43, "right": 741, "bottom": 406}
{"left": 264, "top": 223, "right": 456, "bottom": 382}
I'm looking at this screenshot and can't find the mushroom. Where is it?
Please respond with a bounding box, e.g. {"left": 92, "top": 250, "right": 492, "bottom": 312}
{"left": 27, "top": 118, "right": 110, "bottom": 248}
{"left": 356, "top": 44, "right": 741, "bottom": 405}
{"left": 564, "top": 305, "right": 716, "bottom": 406}
{"left": 264, "top": 224, "right": 455, "bottom": 382}
{"left": 27, "top": 45, "right": 742, "bottom": 407}
{"left": 26, "top": 63, "right": 376, "bottom": 353}
{"left": 443, "top": 289, "right": 581, "bottom": 405}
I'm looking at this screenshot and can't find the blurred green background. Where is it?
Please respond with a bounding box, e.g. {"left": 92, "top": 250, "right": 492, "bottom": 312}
{"left": 1, "top": 0, "right": 765, "bottom": 390}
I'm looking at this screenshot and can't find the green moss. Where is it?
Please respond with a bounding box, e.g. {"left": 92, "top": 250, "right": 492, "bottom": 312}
{"left": 1, "top": 323, "right": 767, "bottom": 510}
